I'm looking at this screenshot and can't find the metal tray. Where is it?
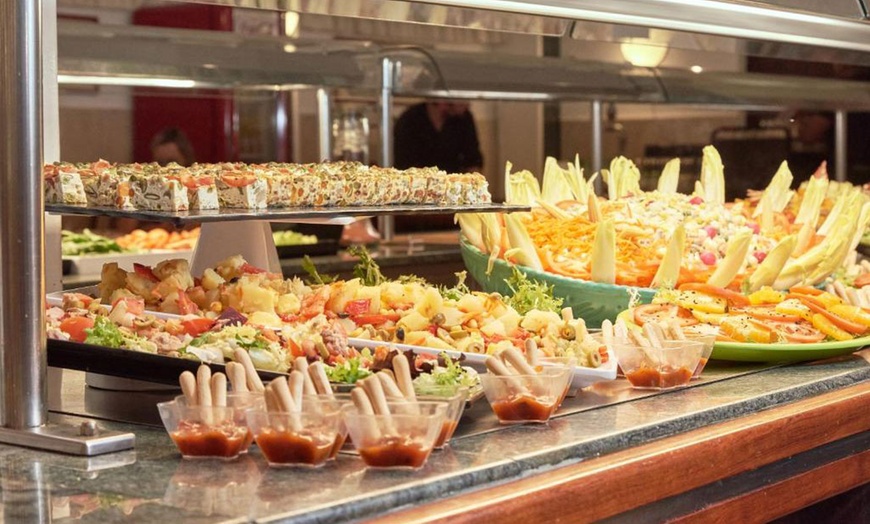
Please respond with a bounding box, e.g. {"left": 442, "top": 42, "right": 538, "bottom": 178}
{"left": 46, "top": 203, "right": 529, "bottom": 227}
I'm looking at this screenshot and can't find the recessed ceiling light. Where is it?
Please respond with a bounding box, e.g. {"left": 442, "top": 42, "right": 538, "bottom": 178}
{"left": 690, "top": 65, "right": 704, "bottom": 74}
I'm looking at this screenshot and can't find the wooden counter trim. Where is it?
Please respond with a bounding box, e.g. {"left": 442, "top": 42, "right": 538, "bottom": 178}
{"left": 671, "top": 449, "right": 870, "bottom": 523}
{"left": 372, "top": 381, "right": 870, "bottom": 524}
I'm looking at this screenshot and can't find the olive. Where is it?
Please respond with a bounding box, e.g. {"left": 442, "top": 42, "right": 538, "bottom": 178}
{"left": 396, "top": 327, "right": 405, "bottom": 341}
{"left": 430, "top": 313, "right": 446, "bottom": 326}
{"left": 450, "top": 330, "right": 469, "bottom": 340}
{"left": 337, "top": 312, "right": 349, "bottom": 319}
{"left": 560, "top": 324, "right": 576, "bottom": 341}
{"left": 588, "top": 350, "right": 602, "bottom": 367}
{"left": 316, "top": 341, "right": 329, "bottom": 360}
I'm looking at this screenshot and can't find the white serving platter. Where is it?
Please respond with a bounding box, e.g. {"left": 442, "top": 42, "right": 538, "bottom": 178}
{"left": 63, "top": 250, "right": 192, "bottom": 276}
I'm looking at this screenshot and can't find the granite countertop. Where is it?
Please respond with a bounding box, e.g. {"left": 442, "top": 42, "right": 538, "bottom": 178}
{"left": 2, "top": 352, "right": 866, "bottom": 523}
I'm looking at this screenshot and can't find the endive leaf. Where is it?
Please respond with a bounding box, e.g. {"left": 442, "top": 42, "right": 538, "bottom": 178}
{"left": 504, "top": 214, "right": 543, "bottom": 271}
{"left": 794, "top": 164, "right": 828, "bottom": 226}
{"left": 706, "top": 230, "right": 752, "bottom": 287}
{"left": 651, "top": 223, "right": 685, "bottom": 288}
{"left": 745, "top": 234, "right": 796, "bottom": 292}
{"left": 656, "top": 158, "right": 680, "bottom": 194}
{"left": 848, "top": 201, "right": 870, "bottom": 252}
{"left": 587, "top": 193, "right": 601, "bottom": 223}
{"left": 456, "top": 213, "right": 485, "bottom": 252}
{"left": 541, "top": 157, "right": 574, "bottom": 205}
{"left": 591, "top": 219, "right": 616, "bottom": 284}
{"left": 700, "top": 145, "right": 725, "bottom": 205}
{"left": 753, "top": 161, "right": 794, "bottom": 218}
{"left": 817, "top": 189, "right": 850, "bottom": 236}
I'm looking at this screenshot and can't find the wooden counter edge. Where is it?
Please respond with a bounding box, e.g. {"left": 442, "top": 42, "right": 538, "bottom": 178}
{"left": 371, "top": 381, "right": 870, "bottom": 524}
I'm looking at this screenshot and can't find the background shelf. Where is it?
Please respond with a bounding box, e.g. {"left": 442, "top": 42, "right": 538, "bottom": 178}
{"left": 46, "top": 203, "right": 529, "bottom": 227}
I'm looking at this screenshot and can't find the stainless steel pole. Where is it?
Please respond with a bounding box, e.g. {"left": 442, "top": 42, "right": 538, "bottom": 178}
{"left": 0, "top": 0, "right": 135, "bottom": 455}
{"left": 834, "top": 110, "right": 848, "bottom": 182}
{"left": 317, "top": 88, "right": 332, "bottom": 162}
{"left": 591, "top": 100, "right": 604, "bottom": 195}
{"left": 1, "top": 0, "right": 47, "bottom": 429}
{"left": 378, "top": 57, "right": 396, "bottom": 243}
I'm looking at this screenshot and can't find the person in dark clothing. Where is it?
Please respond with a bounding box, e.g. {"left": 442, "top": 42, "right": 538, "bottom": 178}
{"left": 394, "top": 101, "right": 483, "bottom": 173}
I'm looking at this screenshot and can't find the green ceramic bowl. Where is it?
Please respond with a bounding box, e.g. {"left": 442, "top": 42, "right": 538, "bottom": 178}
{"left": 460, "top": 238, "right": 656, "bottom": 328}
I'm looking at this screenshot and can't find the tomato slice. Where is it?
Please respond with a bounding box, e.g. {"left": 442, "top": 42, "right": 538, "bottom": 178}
{"left": 678, "top": 283, "right": 750, "bottom": 308}
{"left": 765, "top": 321, "right": 826, "bottom": 343}
{"left": 112, "top": 296, "right": 145, "bottom": 316}
{"left": 633, "top": 304, "right": 698, "bottom": 327}
{"left": 344, "top": 299, "right": 372, "bottom": 316}
{"left": 740, "top": 306, "right": 802, "bottom": 323}
{"left": 176, "top": 289, "right": 200, "bottom": 315}
{"left": 793, "top": 296, "right": 867, "bottom": 334}
{"left": 180, "top": 317, "right": 215, "bottom": 337}
{"left": 59, "top": 316, "right": 95, "bottom": 343}
{"left": 133, "top": 263, "right": 159, "bottom": 283}
{"left": 351, "top": 313, "right": 400, "bottom": 326}
{"left": 240, "top": 263, "right": 267, "bottom": 275}
{"left": 222, "top": 174, "right": 256, "bottom": 188}
{"left": 854, "top": 274, "right": 870, "bottom": 288}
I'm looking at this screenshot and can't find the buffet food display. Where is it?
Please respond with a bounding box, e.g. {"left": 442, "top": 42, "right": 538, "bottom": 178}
{"left": 44, "top": 148, "right": 870, "bottom": 470}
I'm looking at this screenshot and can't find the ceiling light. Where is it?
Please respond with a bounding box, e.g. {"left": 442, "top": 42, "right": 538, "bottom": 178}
{"left": 690, "top": 65, "right": 704, "bottom": 74}
{"left": 58, "top": 75, "right": 197, "bottom": 88}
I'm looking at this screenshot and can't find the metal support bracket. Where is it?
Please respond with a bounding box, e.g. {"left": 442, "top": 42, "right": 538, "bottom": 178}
{"left": 378, "top": 57, "right": 396, "bottom": 243}
{"left": 0, "top": 422, "right": 134, "bottom": 456}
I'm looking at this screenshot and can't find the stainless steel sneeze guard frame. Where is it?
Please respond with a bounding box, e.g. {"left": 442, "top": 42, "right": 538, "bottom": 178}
{"left": 188, "top": 0, "right": 870, "bottom": 53}
{"left": 0, "top": 0, "right": 134, "bottom": 455}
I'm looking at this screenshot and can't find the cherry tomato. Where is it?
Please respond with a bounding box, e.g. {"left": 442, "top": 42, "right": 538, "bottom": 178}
{"left": 633, "top": 304, "right": 698, "bottom": 327}
{"left": 699, "top": 252, "right": 717, "bottom": 266}
{"left": 344, "top": 299, "right": 371, "bottom": 316}
{"left": 180, "top": 318, "right": 215, "bottom": 337}
{"left": 133, "top": 263, "right": 159, "bottom": 283}
{"left": 60, "top": 316, "right": 95, "bottom": 343}
{"left": 678, "top": 283, "right": 751, "bottom": 308}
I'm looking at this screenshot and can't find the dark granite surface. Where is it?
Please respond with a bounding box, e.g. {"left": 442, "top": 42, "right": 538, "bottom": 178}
{"left": 4, "top": 354, "right": 869, "bottom": 523}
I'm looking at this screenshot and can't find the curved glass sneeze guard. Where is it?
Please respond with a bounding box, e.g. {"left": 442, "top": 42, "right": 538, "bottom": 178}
{"left": 57, "top": 20, "right": 379, "bottom": 90}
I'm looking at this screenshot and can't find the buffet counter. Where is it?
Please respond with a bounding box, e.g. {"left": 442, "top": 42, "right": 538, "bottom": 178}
{"left": 18, "top": 353, "right": 869, "bottom": 522}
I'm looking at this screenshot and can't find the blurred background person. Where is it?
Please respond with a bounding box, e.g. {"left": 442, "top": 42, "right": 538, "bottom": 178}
{"left": 150, "top": 127, "right": 196, "bottom": 166}
{"left": 394, "top": 101, "right": 483, "bottom": 174}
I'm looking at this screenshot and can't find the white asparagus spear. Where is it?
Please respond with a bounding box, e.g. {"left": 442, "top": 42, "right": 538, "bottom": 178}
{"left": 846, "top": 287, "right": 862, "bottom": 308}
{"left": 601, "top": 319, "right": 614, "bottom": 348}
{"left": 350, "top": 387, "right": 381, "bottom": 442}
{"left": 524, "top": 338, "right": 540, "bottom": 367}
{"left": 264, "top": 383, "right": 282, "bottom": 413}
{"left": 294, "top": 357, "right": 317, "bottom": 395}
{"left": 271, "top": 377, "right": 296, "bottom": 414}
{"left": 234, "top": 348, "right": 265, "bottom": 392}
{"left": 485, "top": 356, "right": 528, "bottom": 396}
{"left": 288, "top": 371, "right": 305, "bottom": 411}
{"left": 196, "top": 365, "right": 213, "bottom": 407}
{"left": 392, "top": 354, "right": 417, "bottom": 402}
{"left": 377, "top": 372, "right": 407, "bottom": 401}
{"left": 226, "top": 362, "right": 248, "bottom": 393}
{"left": 560, "top": 307, "right": 574, "bottom": 322}
{"left": 211, "top": 373, "right": 227, "bottom": 408}
{"left": 361, "top": 376, "right": 396, "bottom": 436}
{"left": 667, "top": 319, "right": 686, "bottom": 340}
{"left": 643, "top": 323, "right": 664, "bottom": 348}
{"left": 308, "top": 361, "right": 333, "bottom": 397}
{"left": 833, "top": 281, "right": 849, "bottom": 302}
{"left": 179, "top": 371, "right": 198, "bottom": 406}
{"left": 500, "top": 347, "right": 538, "bottom": 376}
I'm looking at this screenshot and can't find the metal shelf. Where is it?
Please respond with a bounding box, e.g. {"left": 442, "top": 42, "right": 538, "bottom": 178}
{"left": 46, "top": 203, "right": 529, "bottom": 227}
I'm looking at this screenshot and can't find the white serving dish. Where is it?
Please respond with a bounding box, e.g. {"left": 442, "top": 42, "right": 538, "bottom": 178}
{"left": 347, "top": 337, "right": 617, "bottom": 390}
{"left": 64, "top": 250, "right": 192, "bottom": 276}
